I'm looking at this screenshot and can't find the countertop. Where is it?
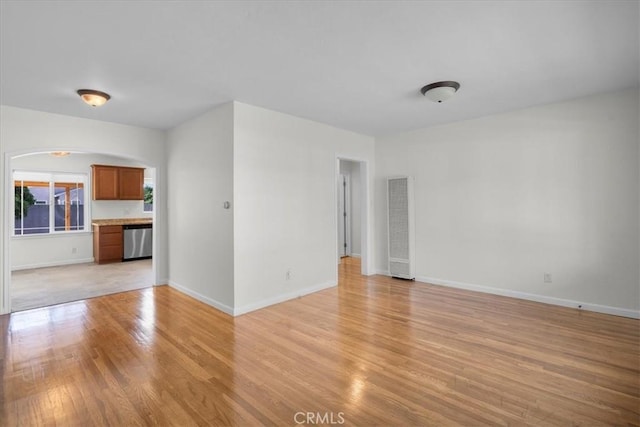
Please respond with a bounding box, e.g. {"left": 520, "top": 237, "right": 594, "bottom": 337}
{"left": 92, "top": 218, "right": 153, "bottom": 226}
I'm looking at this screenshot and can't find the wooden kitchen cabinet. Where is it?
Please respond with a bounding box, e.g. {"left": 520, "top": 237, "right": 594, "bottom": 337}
{"left": 92, "top": 165, "right": 119, "bottom": 200}
{"left": 119, "top": 167, "right": 144, "bottom": 200}
{"left": 93, "top": 225, "right": 123, "bottom": 264}
{"left": 92, "top": 165, "right": 144, "bottom": 200}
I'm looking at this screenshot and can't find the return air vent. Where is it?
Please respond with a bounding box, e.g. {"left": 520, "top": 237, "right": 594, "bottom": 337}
{"left": 387, "top": 177, "right": 415, "bottom": 279}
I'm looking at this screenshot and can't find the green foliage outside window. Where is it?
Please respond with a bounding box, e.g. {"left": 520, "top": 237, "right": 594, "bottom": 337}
{"left": 144, "top": 185, "right": 153, "bottom": 205}
{"left": 15, "top": 186, "right": 36, "bottom": 219}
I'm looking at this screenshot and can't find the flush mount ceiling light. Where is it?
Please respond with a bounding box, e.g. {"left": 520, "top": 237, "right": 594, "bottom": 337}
{"left": 77, "top": 89, "right": 111, "bottom": 107}
{"left": 420, "top": 81, "right": 460, "bottom": 103}
{"left": 50, "top": 151, "right": 70, "bottom": 157}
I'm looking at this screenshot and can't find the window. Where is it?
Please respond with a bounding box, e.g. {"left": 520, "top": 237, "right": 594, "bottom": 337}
{"left": 14, "top": 171, "right": 87, "bottom": 236}
{"left": 144, "top": 179, "right": 153, "bottom": 212}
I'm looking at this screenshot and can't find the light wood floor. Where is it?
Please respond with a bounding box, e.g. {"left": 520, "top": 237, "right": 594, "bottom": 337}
{"left": 11, "top": 259, "right": 153, "bottom": 312}
{"left": 1, "top": 257, "right": 638, "bottom": 425}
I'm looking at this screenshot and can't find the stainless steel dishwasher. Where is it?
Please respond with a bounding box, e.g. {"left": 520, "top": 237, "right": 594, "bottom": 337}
{"left": 123, "top": 224, "right": 152, "bottom": 261}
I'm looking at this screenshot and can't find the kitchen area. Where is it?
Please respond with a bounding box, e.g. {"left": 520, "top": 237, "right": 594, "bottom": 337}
{"left": 10, "top": 153, "right": 155, "bottom": 312}
{"left": 91, "top": 164, "right": 153, "bottom": 264}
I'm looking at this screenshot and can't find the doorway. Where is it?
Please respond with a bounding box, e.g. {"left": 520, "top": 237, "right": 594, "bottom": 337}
{"left": 337, "top": 159, "right": 363, "bottom": 264}
{"left": 5, "top": 151, "right": 157, "bottom": 312}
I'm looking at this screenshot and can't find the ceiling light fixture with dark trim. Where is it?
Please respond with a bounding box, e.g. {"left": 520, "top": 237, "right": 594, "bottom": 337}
{"left": 77, "top": 89, "right": 111, "bottom": 107}
{"left": 421, "top": 81, "right": 460, "bottom": 103}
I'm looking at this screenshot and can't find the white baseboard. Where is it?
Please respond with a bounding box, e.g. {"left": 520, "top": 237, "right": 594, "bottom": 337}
{"left": 168, "top": 279, "right": 337, "bottom": 317}
{"left": 350, "top": 253, "right": 361, "bottom": 258}
{"left": 234, "top": 280, "right": 337, "bottom": 316}
{"left": 11, "top": 257, "right": 95, "bottom": 271}
{"left": 168, "top": 280, "right": 234, "bottom": 316}
{"left": 416, "top": 275, "right": 640, "bottom": 319}
{"left": 376, "top": 269, "right": 390, "bottom": 276}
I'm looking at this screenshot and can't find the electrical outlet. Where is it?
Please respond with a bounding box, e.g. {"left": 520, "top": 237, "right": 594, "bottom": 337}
{"left": 71, "top": 247, "right": 77, "bottom": 254}
{"left": 544, "top": 273, "right": 552, "bottom": 283}
{"left": 286, "top": 269, "right": 292, "bottom": 280}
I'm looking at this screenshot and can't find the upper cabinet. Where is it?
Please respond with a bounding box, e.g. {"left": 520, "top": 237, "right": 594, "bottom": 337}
{"left": 118, "top": 167, "right": 144, "bottom": 200}
{"left": 92, "top": 165, "right": 119, "bottom": 200}
{"left": 92, "top": 165, "right": 144, "bottom": 200}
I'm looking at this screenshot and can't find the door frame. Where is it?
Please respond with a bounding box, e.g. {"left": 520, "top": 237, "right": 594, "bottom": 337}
{"left": 335, "top": 156, "right": 372, "bottom": 276}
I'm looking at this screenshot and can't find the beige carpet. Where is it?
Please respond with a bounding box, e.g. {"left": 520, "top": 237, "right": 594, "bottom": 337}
{"left": 11, "top": 259, "right": 153, "bottom": 312}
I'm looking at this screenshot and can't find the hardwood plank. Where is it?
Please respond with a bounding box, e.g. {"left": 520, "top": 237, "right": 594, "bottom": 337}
{"left": 1, "top": 257, "right": 638, "bottom": 425}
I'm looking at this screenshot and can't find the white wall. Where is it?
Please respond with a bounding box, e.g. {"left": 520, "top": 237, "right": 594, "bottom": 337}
{"left": 339, "top": 160, "right": 361, "bottom": 256}
{"left": 10, "top": 153, "right": 151, "bottom": 269}
{"left": 375, "top": 89, "right": 640, "bottom": 316}
{"left": 233, "top": 102, "right": 375, "bottom": 314}
{"left": 11, "top": 234, "right": 94, "bottom": 271}
{"left": 0, "top": 105, "right": 166, "bottom": 314}
{"left": 166, "top": 103, "right": 235, "bottom": 313}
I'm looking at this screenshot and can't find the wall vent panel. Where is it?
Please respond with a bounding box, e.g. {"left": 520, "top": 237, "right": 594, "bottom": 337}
{"left": 387, "top": 177, "right": 415, "bottom": 279}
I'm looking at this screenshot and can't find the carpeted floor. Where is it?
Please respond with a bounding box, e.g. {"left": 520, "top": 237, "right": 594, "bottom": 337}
{"left": 11, "top": 259, "right": 153, "bottom": 311}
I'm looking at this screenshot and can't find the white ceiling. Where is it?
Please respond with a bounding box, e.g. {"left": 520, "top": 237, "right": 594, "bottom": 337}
{"left": 1, "top": 1, "right": 638, "bottom": 136}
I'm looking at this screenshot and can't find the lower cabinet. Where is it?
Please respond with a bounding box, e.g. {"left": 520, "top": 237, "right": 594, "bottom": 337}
{"left": 93, "top": 225, "right": 123, "bottom": 264}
